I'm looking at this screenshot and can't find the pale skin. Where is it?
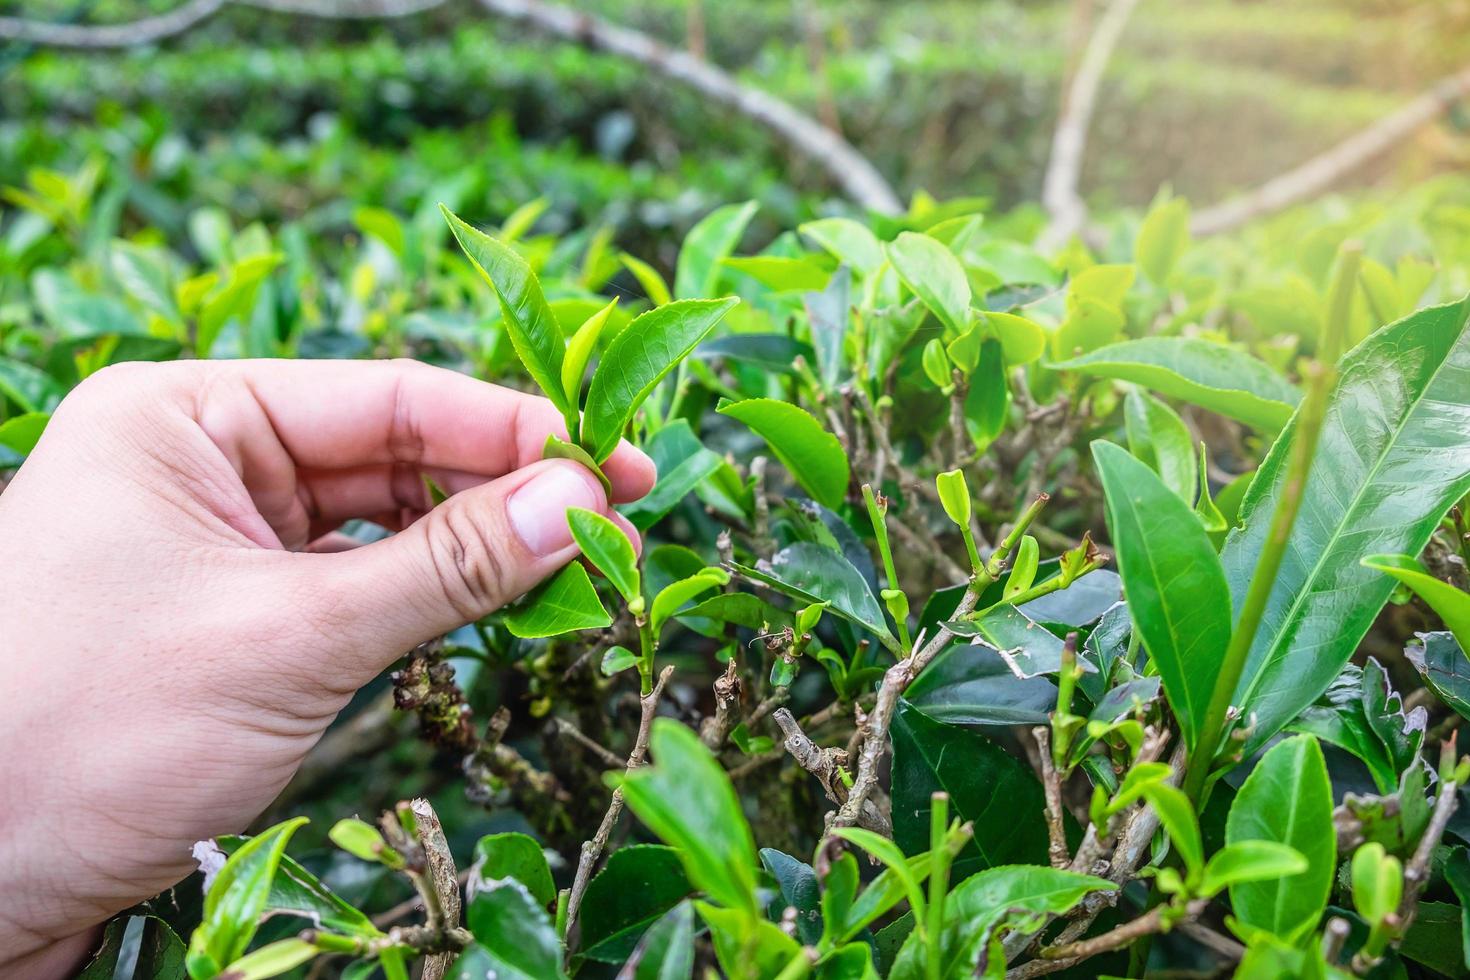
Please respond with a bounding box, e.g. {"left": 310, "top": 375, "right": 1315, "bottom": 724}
{"left": 0, "top": 359, "right": 654, "bottom": 978}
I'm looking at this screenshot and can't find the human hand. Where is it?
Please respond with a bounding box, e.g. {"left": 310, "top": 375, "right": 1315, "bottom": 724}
{"left": 0, "top": 359, "right": 653, "bottom": 978}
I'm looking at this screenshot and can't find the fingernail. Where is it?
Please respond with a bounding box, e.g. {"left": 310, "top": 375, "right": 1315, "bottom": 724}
{"left": 508, "top": 464, "right": 604, "bottom": 556}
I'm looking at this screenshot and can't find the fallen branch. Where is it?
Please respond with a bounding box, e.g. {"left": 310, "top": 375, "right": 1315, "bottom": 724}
{"left": 1192, "top": 64, "right": 1470, "bottom": 236}
{"left": 565, "top": 666, "right": 674, "bottom": 949}
{"left": 1038, "top": 0, "right": 1143, "bottom": 248}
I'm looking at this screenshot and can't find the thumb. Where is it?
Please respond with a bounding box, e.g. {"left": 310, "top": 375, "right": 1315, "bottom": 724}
{"left": 317, "top": 458, "right": 610, "bottom": 668}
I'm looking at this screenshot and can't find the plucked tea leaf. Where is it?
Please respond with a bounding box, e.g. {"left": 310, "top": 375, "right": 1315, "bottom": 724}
{"left": 503, "top": 562, "right": 612, "bottom": 638}
{"left": 718, "top": 397, "right": 850, "bottom": 509}
{"left": 1223, "top": 298, "right": 1470, "bottom": 755}
{"left": 1054, "top": 337, "right": 1300, "bottom": 433}
{"left": 582, "top": 298, "right": 739, "bottom": 462}
{"left": 442, "top": 206, "right": 568, "bottom": 414}
{"left": 1093, "top": 440, "right": 1230, "bottom": 751}
{"left": 567, "top": 507, "right": 640, "bottom": 606}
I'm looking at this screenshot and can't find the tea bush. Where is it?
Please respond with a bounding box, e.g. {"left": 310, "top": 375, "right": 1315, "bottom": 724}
{"left": 6, "top": 157, "right": 1470, "bottom": 979}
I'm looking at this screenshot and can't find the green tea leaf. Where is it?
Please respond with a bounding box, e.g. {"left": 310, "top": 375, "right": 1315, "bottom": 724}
{"left": 650, "top": 567, "right": 729, "bottom": 634}
{"left": 470, "top": 833, "right": 555, "bottom": 909}
{"left": 886, "top": 231, "right": 970, "bottom": 335}
{"left": 580, "top": 845, "right": 694, "bottom": 963}
{"left": 442, "top": 205, "right": 568, "bottom": 414}
{"left": 675, "top": 201, "right": 757, "bottom": 300}
{"left": 1093, "top": 440, "right": 1230, "bottom": 751}
{"left": 1135, "top": 196, "right": 1191, "bottom": 287}
{"left": 730, "top": 542, "right": 893, "bottom": 645}
{"left": 626, "top": 903, "right": 695, "bottom": 980}
{"left": 759, "top": 849, "right": 823, "bottom": 945}
{"left": 1405, "top": 631, "right": 1470, "bottom": 721}
{"left": 1443, "top": 849, "right": 1470, "bottom": 971}
{"left": 0, "top": 358, "right": 64, "bottom": 413}
{"left": 1054, "top": 337, "right": 1300, "bottom": 433}
{"left": 1141, "top": 782, "right": 1202, "bottom": 877}
{"left": 214, "top": 838, "right": 379, "bottom": 938}
{"left": 542, "top": 434, "right": 612, "bottom": 496}
{"left": 1123, "top": 387, "right": 1196, "bottom": 503}
{"left": 562, "top": 297, "right": 618, "bottom": 407}
{"left": 582, "top": 298, "right": 739, "bottom": 462}
{"left": 619, "top": 720, "right": 760, "bottom": 917}
{"left": 1362, "top": 553, "right": 1470, "bottom": 654}
{"left": 188, "top": 817, "right": 308, "bottom": 979}
{"left": 799, "top": 218, "right": 884, "bottom": 276}
{"left": 1225, "top": 735, "right": 1334, "bottom": 942}
{"left": 219, "top": 938, "right": 316, "bottom": 980}
{"left": 463, "top": 878, "right": 566, "bottom": 980}
{"left": 722, "top": 255, "right": 832, "bottom": 292}
{"left": 718, "top": 398, "right": 849, "bottom": 510}
{"left": 620, "top": 252, "right": 673, "bottom": 307}
{"left": 0, "top": 411, "right": 49, "bottom": 456}
{"left": 567, "top": 507, "right": 640, "bottom": 607}
{"left": 619, "top": 420, "right": 723, "bottom": 531}
{"left": 503, "top": 562, "right": 612, "bottom": 638}
{"left": 905, "top": 642, "right": 1056, "bottom": 725}
{"left": 1198, "top": 841, "right": 1307, "bottom": 899}
{"left": 1223, "top": 298, "right": 1470, "bottom": 755}
{"left": 890, "top": 701, "right": 1048, "bottom": 880}
{"left": 981, "top": 311, "right": 1047, "bottom": 364}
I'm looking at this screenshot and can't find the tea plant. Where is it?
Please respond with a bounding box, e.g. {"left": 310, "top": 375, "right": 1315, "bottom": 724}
{"left": 7, "top": 176, "right": 1470, "bottom": 980}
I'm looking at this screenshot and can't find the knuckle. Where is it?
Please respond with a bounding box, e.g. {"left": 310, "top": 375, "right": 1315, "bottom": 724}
{"left": 424, "top": 505, "right": 509, "bottom": 620}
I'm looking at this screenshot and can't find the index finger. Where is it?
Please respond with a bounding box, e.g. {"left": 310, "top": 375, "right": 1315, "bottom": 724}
{"left": 195, "top": 358, "right": 656, "bottom": 503}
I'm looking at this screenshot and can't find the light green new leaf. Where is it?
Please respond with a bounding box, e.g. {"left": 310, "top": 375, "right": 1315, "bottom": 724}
{"left": 718, "top": 398, "right": 850, "bottom": 509}
{"left": 1141, "top": 782, "right": 1203, "bottom": 876}
{"left": 722, "top": 255, "right": 832, "bottom": 292}
{"left": 220, "top": 939, "right": 317, "bottom": 980}
{"left": 1054, "top": 337, "right": 1300, "bottom": 433}
{"left": 111, "top": 241, "right": 178, "bottom": 320}
{"left": 1198, "top": 841, "right": 1307, "bottom": 899}
{"left": 442, "top": 205, "right": 568, "bottom": 414}
{"left": 1195, "top": 443, "right": 1229, "bottom": 533}
{"left": 1223, "top": 297, "right": 1470, "bottom": 755}
{"left": 1093, "top": 440, "right": 1231, "bottom": 751}
{"left": 799, "top": 218, "right": 884, "bottom": 276}
{"left": 0, "top": 412, "right": 49, "bottom": 455}
{"left": 830, "top": 827, "right": 927, "bottom": 923}
{"left": 562, "top": 297, "right": 618, "bottom": 407}
{"left": 886, "top": 232, "right": 970, "bottom": 335}
{"left": 542, "top": 435, "right": 612, "bottom": 496}
{"left": 568, "top": 507, "right": 640, "bottom": 606}
{"left": 503, "top": 562, "right": 612, "bottom": 638}
{"left": 187, "top": 817, "right": 308, "bottom": 979}
{"left": 620, "top": 252, "right": 673, "bottom": 307}
{"left": 650, "top": 568, "right": 729, "bottom": 633}
{"left": 1123, "top": 386, "right": 1196, "bottom": 503}
{"left": 619, "top": 720, "right": 760, "bottom": 918}
{"left": 674, "top": 201, "right": 757, "bottom": 300}
{"left": 1135, "top": 196, "right": 1191, "bottom": 287}
{"left": 582, "top": 298, "right": 739, "bottom": 462}
{"left": 1362, "top": 553, "right": 1470, "bottom": 654}
{"left": 1225, "top": 735, "right": 1334, "bottom": 942}
{"left": 981, "top": 311, "right": 1047, "bottom": 364}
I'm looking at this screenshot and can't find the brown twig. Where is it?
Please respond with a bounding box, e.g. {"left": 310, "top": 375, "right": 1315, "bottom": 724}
{"left": 699, "top": 658, "right": 743, "bottom": 750}
{"left": 554, "top": 718, "right": 626, "bottom": 769}
{"left": 565, "top": 666, "right": 674, "bottom": 948}
{"left": 774, "top": 707, "right": 890, "bottom": 836}
{"left": 1397, "top": 776, "right": 1459, "bottom": 935}
{"left": 1033, "top": 726, "right": 1072, "bottom": 869}
{"left": 1008, "top": 900, "right": 1206, "bottom": 978}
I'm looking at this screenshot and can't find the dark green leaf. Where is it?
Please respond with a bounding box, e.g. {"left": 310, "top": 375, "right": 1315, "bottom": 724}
{"left": 718, "top": 398, "right": 850, "bottom": 510}
{"left": 1055, "top": 337, "right": 1300, "bottom": 433}
{"left": 627, "top": 902, "right": 695, "bottom": 980}
{"left": 696, "top": 334, "right": 815, "bottom": 371}
{"left": 906, "top": 641, "right": 1057, "bottom": 725}
{"left": 1406, "top": 631, "right": 1470, "bottom": 721}
{"left": 619, "top": 419, "right": 722, "bottom": 530}
{"left": 470, "top": 833, "right": 555, "bottom": 909}
{"left": 759, "top": 849, "right": 823, "bottom": 945}
{"left": 503, "top": 562, "right": 612, "bottom": 638}
{"left": 0, "top": 358, "right": 64, "bottom": 413}
{"left": 580, "top": 845, "right": 694, "bottom": 963}
{"left": 1223, "top": 299, "right": 1470, "bottom": 755}
{"left": 731, "top": 542, "right": 893, "bottom": 645}
{"left": 890, "top": 701, "right": 1048, "bottom": 880}
{"left": 583, "top": 298, "right": 739, "bottom": 462}
{"left": 462, "top": 879, "right": 566, "bottom": 980}
{"left": 1093, "top": 440, "right": 1230, "bottom": 752}
{"left": 804, "top": 265, "right": 851, "bottom": 389}
{"left": 1444, "top": 849, "right": 1470, "bottom": 972}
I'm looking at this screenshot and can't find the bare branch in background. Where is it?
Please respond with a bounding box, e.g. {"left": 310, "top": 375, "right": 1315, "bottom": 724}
{"left": 1038, "top": 0, "right": 1142, "bottom": 248}
{"left": 1192, "top": 64, "right": 1470, "bottom": 235}
{"left": 0, "top": 0, "right": 228, "bottom": 46}
{"left": 473, "top": 0, "right": 902, "bottom": 213}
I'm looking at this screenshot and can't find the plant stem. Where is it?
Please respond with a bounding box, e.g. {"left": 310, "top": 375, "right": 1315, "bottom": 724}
{"left": 636, "top": 619, "right": 655, "bottom": 696}
{"left": 1183, "top": 360, "right": 1335, "bottom": 805}
{"left": 863, "top": 483, "right": 912, "bottom": 651}
{"left": 926, "top": 792, "right": 952, "bottom": 980}
{"left": 985, "top": 493, "right": 1050, "bottom": 581}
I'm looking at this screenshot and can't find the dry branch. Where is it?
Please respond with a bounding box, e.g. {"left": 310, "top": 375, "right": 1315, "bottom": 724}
{"left": 1192, "top": 64, "right": 1470, "bottom": 236}
{"left": 1038, "top": 0, "right": 1142, "bottom": 247}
